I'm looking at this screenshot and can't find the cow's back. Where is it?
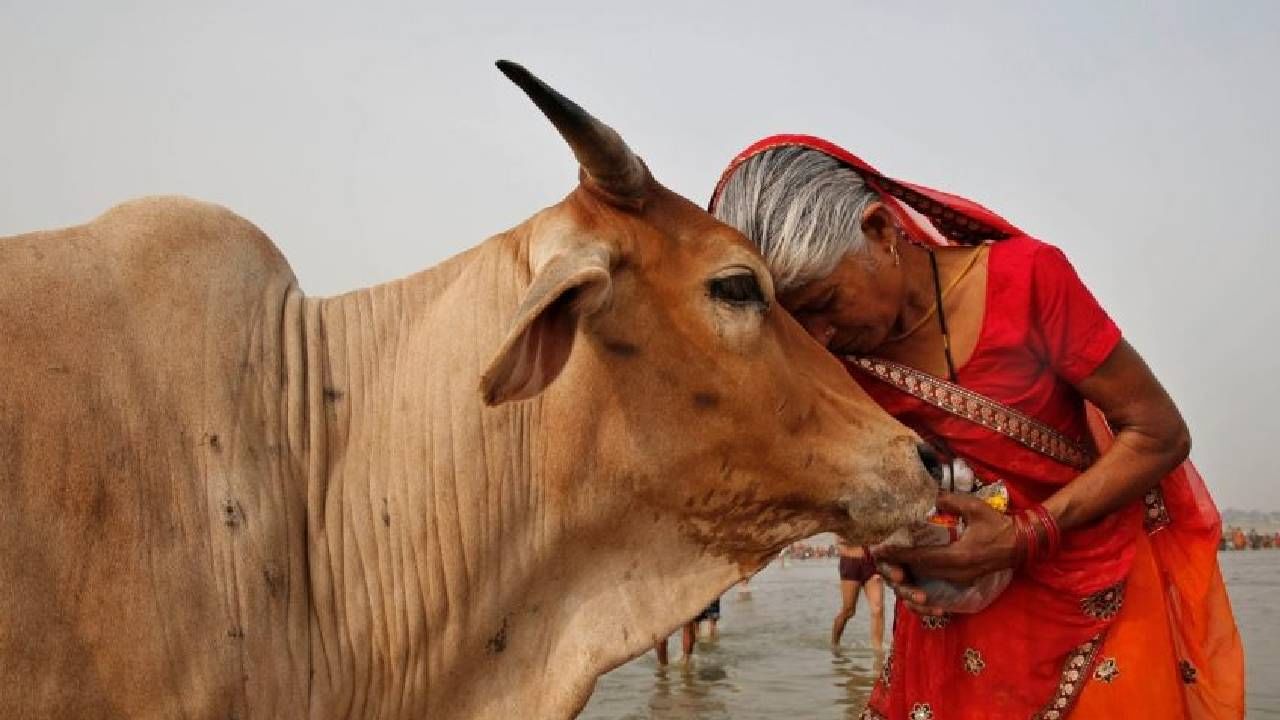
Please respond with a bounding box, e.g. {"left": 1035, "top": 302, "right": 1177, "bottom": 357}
{"left": 0, "top": 197, "right": 310, "bottom": 718}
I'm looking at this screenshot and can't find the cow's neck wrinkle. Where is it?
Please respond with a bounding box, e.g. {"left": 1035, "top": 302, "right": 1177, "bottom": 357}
{"left": 292, "top": 229, "right": 749, "bottom": 719}
{"left": 296, "top": 232, "right": 564, "bottom": 717}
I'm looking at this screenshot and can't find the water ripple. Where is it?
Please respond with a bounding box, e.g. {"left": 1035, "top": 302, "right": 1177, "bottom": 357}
{"left": 580, "top": 552, "right": 1277, "bottom": 718}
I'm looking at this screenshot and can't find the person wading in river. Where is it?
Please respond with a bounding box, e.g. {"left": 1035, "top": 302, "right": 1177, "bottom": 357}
{"left": 833, "top": 536, "right": 885, "bottom": 651}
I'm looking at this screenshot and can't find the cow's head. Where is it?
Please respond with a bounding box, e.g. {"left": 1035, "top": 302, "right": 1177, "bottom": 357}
{"left": 481, "top": 61, "right": 935, "bottom": 567}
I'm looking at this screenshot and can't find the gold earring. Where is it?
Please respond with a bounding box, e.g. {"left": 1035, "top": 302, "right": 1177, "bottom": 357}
{"left": 890, "top": 243, "right": 901, "bottom": 267}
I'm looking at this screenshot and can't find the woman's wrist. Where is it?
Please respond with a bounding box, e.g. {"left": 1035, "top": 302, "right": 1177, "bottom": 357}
{"left": 1041, "top": 492, "right": 1075, "bottom": 532}
{"left": 1011, "top": 503, "right": 1063, "bottom": 568}
{"left": 996, "top": 513, "right": 1022, "bottom": 570}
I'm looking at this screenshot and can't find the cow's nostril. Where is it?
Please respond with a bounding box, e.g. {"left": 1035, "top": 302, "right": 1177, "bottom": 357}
{"left": 916, "top": 443, "right": 944, "bottom": 482}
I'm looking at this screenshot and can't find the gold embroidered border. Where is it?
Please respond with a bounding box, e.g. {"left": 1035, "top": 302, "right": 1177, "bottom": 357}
{"left": 1032, "top": 634, "right": 1104, "bottom": 720}
{"left": 849, "top": 357, "right": 1095, "bottom": 471}
{"left": 858, "top": 708, "right": 888, "bottom": 720}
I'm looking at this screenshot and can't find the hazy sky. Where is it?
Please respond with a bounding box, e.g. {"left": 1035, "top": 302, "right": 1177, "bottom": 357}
{"left": 3, "top": 1, "right": 1277, "bottom": 509}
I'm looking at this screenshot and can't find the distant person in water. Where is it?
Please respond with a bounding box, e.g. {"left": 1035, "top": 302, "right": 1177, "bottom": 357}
{"left": 692, "top": 597, "right": 721, "bottom": 640}
{"left": 832, "top": 536, "right": 884, "bottom": 651}
{"left": 654, "top": 597, "right": 721, "bottom": 665}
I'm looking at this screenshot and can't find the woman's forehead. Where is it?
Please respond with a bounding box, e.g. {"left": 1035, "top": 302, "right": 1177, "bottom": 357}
{"left": 783, "top": 257, "right": 867, "bottom": 298}
{"left": 778, "top": 275, "right": 835, "bottom": 308}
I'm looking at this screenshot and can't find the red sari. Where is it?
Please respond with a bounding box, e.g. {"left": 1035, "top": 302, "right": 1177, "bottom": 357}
{"left": 855, "top": 236, "right": 1139, "bottom": 719}
{"left": 711, "top": 136, "right": 1244, "bottom": 719}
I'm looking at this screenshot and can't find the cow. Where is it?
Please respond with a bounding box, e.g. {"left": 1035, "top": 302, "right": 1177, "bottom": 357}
{"left": 0, "top": 61, "right": 936, "bottom": 719}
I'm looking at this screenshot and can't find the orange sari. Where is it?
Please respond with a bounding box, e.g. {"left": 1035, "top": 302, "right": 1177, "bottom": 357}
{"left": 1073, "top": 408, "right": 1245, "bottom": 717}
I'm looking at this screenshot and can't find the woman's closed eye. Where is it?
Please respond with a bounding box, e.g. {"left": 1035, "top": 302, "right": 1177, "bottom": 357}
{"left": 795, "top": 287, "right": 837, "bottom": 317}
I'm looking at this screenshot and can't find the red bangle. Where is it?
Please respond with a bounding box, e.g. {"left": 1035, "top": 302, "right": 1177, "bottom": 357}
{"left": 1029, "top": 504, "right": 1062, "bottom": 559}
{"left": 1013, "top": 512, "right": 1036, "bottom": 567}
{"left": 1012, "top": 514, "right": 1024, "bottom": 567}
{"left": 1025, "top": 513, "right": 1040, "bottom": 564}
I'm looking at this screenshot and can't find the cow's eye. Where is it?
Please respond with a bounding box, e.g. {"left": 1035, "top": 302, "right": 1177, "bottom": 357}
{"left": 708, "top": 272, "right": 766, "bottom": 306}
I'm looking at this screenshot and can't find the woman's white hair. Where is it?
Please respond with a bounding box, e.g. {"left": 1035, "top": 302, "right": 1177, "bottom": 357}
{"left": 713, "top": 146, "right": 881, "bottom": 292}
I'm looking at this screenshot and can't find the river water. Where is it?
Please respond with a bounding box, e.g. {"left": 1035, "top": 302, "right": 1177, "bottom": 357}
{"left": 579, "top": 551, "right": 1278, "bottom": 719}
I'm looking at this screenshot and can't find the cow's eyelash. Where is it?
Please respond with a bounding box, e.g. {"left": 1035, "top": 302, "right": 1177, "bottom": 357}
{"left": 708, "top": 273, "right": 766, "bottom": 306}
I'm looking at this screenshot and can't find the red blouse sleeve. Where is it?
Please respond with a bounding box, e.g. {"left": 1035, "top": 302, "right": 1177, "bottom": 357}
{"left": 1030, "top": 243, "right": 1122, "bottom": 384}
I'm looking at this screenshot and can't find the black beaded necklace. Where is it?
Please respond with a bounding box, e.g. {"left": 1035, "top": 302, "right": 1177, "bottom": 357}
{"left": 928, "top": 247, "right": 959, "bottom": 383}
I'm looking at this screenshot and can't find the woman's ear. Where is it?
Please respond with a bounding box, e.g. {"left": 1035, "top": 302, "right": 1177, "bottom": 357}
{"left": 860, "top": 202, "right": 898, "bottom": 249}
{"left": 861, "top": 202, "right": 903, "bottom": 270}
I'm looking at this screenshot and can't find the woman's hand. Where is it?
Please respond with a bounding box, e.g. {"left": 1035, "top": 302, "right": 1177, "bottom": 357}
{"left": 876, "top": 492, "right": 1018, "bottom": 586}
{"left": 875, "top": 561, "right": 947, "bottom": 617}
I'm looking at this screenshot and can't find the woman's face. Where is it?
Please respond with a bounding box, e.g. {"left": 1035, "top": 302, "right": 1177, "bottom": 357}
{"left": 779, "top": 251, "right": 905, "bottom": 356}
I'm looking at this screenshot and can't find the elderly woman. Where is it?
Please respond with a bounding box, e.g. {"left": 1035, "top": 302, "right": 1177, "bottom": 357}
{"left": 709, "top": 136, "right": 1243, "bottom": 719}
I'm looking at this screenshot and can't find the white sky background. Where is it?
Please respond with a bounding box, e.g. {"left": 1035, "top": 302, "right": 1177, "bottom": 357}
{"left": 2, "top": 1, "right": 1277, "bottom": 509}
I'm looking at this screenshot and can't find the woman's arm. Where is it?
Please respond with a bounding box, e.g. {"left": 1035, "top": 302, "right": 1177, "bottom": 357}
{"left": 878, "top": 339, "right": 1189, "bottom": 590}
{"left": 1045, "top": 338, "right": 1190, "bottom": 530}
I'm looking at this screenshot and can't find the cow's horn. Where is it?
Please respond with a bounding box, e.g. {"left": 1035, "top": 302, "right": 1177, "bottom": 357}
{"left": 496, "top": 60, "right": 648, "bottom": 203}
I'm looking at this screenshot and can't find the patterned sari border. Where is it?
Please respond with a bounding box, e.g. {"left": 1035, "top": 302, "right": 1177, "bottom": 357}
{"left": 848, "top": 357, "right": 1095, "bottom": 471}
{"left": 1032, "top": 633, "right": 1105, "bottom": 720}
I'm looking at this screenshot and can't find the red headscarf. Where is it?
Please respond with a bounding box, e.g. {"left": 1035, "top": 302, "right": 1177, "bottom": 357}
{"left": 708, "top": 133, "right": 1023, "bottom": 248}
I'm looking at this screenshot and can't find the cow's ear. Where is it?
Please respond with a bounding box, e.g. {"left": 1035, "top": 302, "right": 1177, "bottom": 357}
{"left": 481, "top": 244, "right": 613, "bottom": 405}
